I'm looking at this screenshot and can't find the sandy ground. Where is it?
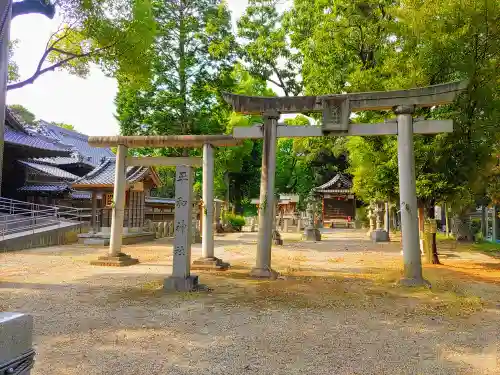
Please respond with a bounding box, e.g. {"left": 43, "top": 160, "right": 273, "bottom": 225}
{"left": 1, "top": 229, "right": 500, "bottom": 375}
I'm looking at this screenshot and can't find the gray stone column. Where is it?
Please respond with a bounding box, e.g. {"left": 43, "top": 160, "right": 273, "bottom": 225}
{"left": 0, "top": 313, "right": 33, "bottom": 374}
{"left": 164, "top": 166, "right": 198, "bottom": 291}
{"left": 109, "top": 145, "right": 127, "bottom": 255}
{"left": 251, "top": 111, "right": 280, "bottom": 279}
{"left": 91, "top": 145, "right": 138, "bottom": 266}
{"left": 193, "top": 144, "right": 229, "bottom": 270}
{"left": 202, "top": 143, "right": 214, "bottom": 258}
{"left": 385, "top": 202, "right": 390, "bottom": 232}
{"left": 395, "top": 105, "right": 428, "bottom": 286}
{"left": 481, "top": 206, "right": 487, "bottom": 237}
{"left": 493, "top": 205, "right": 498, "bottom": 243}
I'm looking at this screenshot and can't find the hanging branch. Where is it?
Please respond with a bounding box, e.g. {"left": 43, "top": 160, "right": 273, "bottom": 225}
{"left": 7, "top": 26, "right": 114, "bottom": 91}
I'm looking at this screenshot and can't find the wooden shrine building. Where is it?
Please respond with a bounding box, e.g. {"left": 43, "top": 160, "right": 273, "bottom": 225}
{"left": 313, "top": 173, "right": 356, "bottom": 228}
{"left": 72, "top": 157, "right": 161, "bottom": 244}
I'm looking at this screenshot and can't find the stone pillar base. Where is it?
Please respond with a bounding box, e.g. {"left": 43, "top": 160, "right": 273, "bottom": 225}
{"left": 398, "top": 277, "right": 431, "bottom": 288}
{"left": 163, "top": 275, "right": 199, "bottom": 292}
{"left": 250, "top": 267, "right": 279, "bottom": 279}
{"left": 191, "top": 257, "right": 230, "bottom": 271}
{"left": 370, "top": 229, "right": 390, "bottom": 242}
{"left": 90, "top": 253, "right": 139, "bottom": 267}
{"left": 302, "top": 228, "right": 321, "bottom": 241}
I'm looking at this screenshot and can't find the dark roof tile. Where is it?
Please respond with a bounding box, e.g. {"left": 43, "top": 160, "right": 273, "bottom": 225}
{"left": 19, "top": 160, "right": 79, "bottom": 180}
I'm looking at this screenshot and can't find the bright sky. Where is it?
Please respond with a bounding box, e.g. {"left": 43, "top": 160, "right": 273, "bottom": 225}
{"left": 7, "top": 0, "right": 252, "bottom": 136}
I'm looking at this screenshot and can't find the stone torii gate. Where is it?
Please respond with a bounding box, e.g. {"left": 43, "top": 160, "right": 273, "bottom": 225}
{"left": 224, "top": 81, "right": 467, "bottom": 286}
{"left": 88, "top": 135, "right": 240, "bottom": 291}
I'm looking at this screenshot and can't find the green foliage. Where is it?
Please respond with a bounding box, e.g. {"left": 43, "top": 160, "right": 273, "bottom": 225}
{"left": 9, "top": 0, "right": 156, "bottom": 90}
{"left": 116, "top": 0, "right": 236, "bottom": 138}
{"left": 223, "top": 213, "right": 246, "bottom": 231}
{"left": 9, "top": 104, "right": 36, "bottom": 124}
{"left": 285, "top": 0, "right": 500, "bottom": 215}
{"left": 51, "top": 122, "right": 75, "bottom": 131}
{"left": 238, "top": 0, "right": 302, "bottom": 96}
{"left": 8, "top": 40, "right": 20, "bottom": 83}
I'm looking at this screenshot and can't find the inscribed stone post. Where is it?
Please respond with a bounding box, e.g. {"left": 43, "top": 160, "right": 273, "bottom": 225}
{"left": 164, "top": 166, "right": 198, "bottom": 291}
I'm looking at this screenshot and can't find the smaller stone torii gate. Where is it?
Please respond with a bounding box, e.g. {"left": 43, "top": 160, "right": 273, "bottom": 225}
{"left": 224, "top": 81, "right": 467, "bottom": 286}
{"left": 88, "top": 135, "right": 240, "bottom": 291}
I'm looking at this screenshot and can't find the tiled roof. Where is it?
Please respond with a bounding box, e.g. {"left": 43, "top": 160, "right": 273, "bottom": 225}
{"left": 314, "top": 173, "right": 353, "bottom": 193}
{"left": 18, "top": 184, "right": 69, "bottom": 193}
{"left": 73, "top": 158, "right": 159, "bottom": 187}
{"left": 33, "top": 156, "right": 94, "bottom": 167}
{"left": 19, "top": 160, "right": 79, "bottom": 181}
{"left": 27, "top": 121, "right": 115, "bottom": 167}
{"left": 5, "top": 125, "right": 71, "bottom": 155}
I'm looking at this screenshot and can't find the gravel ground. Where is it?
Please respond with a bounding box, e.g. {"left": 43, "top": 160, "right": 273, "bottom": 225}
{"left": 1, "top": 229, "right": 500, "bottom": 375}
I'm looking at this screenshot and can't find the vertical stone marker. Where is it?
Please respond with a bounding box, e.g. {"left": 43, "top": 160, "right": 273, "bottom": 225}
{"left": 0, "top": 312, "right": 34, "bottom": 374}
{"left": 164, "top": 165, "right": 199, "bottom": 291}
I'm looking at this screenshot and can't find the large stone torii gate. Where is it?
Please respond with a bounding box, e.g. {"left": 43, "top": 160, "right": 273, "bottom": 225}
{"left": 88, "top": 135, "right": 240, "bottom": 291}
{"left": 224, "top": 81, "right": 467, "bottom": 286}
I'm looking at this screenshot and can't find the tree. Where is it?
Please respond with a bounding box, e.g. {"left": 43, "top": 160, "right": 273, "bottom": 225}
{"left": 287, "top": 0, "right": 500, "bottom": 262}
{"left": 51, "top": 122, "right": 75, "bottom": 131}
{"left": 116, "top": 0, "right": 235, "bottom": 139}
{"left": 238, "top": 0, "right": 302, "bottom": 96}
{"left": 8, "top": 104, "right": 36, "bottom": 124}
{"left": 214, "top": 65, "right": 273, "bottom": 212}
{"left": 8, "top": 0, "right": 156, "bottom": 91}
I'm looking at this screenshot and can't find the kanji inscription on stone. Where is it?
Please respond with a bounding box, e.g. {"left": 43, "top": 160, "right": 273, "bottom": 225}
{"left": 173, "top": 165, "right": 193, "bottom": 278}
{"left": 176, "top": 196, "right": 187, "bottom": 208}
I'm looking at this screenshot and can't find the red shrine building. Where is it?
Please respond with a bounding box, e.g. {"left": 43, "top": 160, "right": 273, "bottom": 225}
{"left": 313, "top": 173, "right": 356, "bottom": 228}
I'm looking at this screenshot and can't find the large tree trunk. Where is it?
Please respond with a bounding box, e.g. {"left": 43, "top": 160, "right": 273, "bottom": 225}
{"left": 427, "top": 199, "right": 441, "bottom": 264}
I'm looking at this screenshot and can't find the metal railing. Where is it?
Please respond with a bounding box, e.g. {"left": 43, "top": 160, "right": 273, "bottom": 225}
{"left": 0, "top": 197, "right": 91, "bottom": 240}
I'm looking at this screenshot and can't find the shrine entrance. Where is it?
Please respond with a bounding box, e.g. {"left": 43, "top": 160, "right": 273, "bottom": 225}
{"left": 87, "top": 135, "right": 240, "bottom": 291}
{"left": 224, "top": 81, "right": 467, "bottom": 286}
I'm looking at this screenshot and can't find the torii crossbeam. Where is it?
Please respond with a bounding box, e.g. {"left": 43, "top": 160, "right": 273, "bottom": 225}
{"left": 88, "top": 135, "right": 241, "bottom": 291}
{"left": 224, "top": 81, "right": 468, "bottom": 286}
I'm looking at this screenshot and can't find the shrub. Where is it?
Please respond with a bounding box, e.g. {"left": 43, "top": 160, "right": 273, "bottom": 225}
{"left": 224, "top": 213, "right": 246, "bottom": 231}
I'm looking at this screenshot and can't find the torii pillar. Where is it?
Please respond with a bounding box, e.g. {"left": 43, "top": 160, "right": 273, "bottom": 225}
{"left": 192, "top": 143, "right": 230, "bottom": 270}
{"left": 394, "top": 105, "right": 428, "bottom": 286}
{"left": 251, "top": 111, "right": 280, "bottom": 279}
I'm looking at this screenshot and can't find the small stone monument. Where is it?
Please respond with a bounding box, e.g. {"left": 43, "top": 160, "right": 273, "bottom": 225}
{"left": 272, "top": 203, "right": 283, "bottom": 245}
{"left": 370, "top": 202, "right": 390, "bottom": 242}
{"left": 303, "top": 193, "right": 321, "bottom": 241}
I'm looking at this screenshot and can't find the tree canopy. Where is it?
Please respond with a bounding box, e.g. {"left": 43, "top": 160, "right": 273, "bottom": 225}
{"left": 8, "top": 0, "right": 156, "bottom": 90}
{"left": 11, "top": 0, "right": 500, "bottom": 225}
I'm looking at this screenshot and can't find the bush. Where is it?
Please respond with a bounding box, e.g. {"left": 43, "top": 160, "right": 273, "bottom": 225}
{"left": 224, "top": 213, "right": 246, "bottom": 231}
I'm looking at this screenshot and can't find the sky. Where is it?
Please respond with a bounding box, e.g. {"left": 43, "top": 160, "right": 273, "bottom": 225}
{"left": 6, "top": 0, "right": 253, "bottom": 136}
